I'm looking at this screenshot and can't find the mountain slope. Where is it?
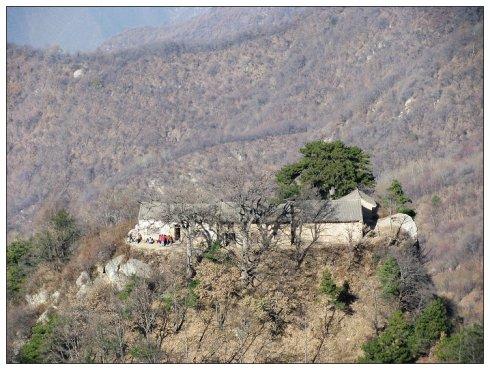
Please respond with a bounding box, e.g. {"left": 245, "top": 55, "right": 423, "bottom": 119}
{"left": 7, "top": 7, "right": 483, "bottom": 320}
{"left": 97, "top": 7, "right": 305, "bottom": 53}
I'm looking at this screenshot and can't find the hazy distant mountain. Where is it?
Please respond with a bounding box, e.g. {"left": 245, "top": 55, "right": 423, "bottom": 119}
{"left": 7, "top": 7, "right": 209, "bottom": 52}
{"left": 7, "top": 7, "right": 483, "bottom": 320}
{"left": 97, "top": 7, "right": 304, "bottom": 52}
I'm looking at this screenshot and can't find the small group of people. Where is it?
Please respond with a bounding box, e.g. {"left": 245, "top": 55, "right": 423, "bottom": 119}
{"left": 157, "top": 234, "right": 175, "bottom": 246}
{"left": 128, "top": 230, "right": 143, "bottom": 243}
{"left": 145, "top": 234, "right": 175, "bottom": 246}
{"left": 128, "top": 227, "right": 178, "bottom": 247}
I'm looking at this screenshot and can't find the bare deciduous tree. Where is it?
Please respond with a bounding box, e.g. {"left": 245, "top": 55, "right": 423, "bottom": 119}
{"left": 289, "top": 188, "right": 333, "bottom": 268}
{"left": 311, "top": 304, "right": 340, "bottom": 363}
{"left": 212, "top": 165, "right": 286, "bottom": 285}
{"left": 145, "top": 183, "right": 215, "bottom": 281}
{"left": 130, "top": 281, "right": 160, "bottom": 341}
{"left": 49, "top": 309, "right": 86, "bottom": 363}
{"left": 390, "top": 239, "right": 435, "bottom": 313}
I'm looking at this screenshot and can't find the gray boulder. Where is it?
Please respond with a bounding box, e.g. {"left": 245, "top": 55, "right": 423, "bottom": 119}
{"left": 25, "top": 289, "right": 48, "bottom": 308}
{"left": 73, "top": 69, "right": 84, "bottom": 78}
{"left": 375, "top": 213, "right": 418, "bottom": 239}
{"left": 51, "top": 291, "right": 60, "bottom": 304}
{"left": 95, "top": 264, "right": 104, "bottom": 276}
{"left": 76, "top": 284, "right": 91, "bottom": 299}
{"left": 76, "top": 271, "right": 90, "bottom": 287}
{"left": 37, "top": 309, "right": 50, "bottom": 324}
{"left": 101, "top": 255, "right": 151, "bottom": 291}
{"left": 119, "top": 259, "right": 152, "bottom": 279}
{"left": 112, "top": 275, "right": 130, "bottom": 291}
{"left": 105, "top": 255, "right": 126, "bottom": 281}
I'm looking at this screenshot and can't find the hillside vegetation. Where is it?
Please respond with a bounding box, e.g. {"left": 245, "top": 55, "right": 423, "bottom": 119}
{"left": 7, "top": 6, "right": 483, "bottom": 323}
{"left": 7, "top": 207, "right": 482, "bottom": 363}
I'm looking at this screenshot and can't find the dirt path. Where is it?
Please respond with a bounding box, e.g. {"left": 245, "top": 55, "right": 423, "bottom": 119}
{"left": 128, "top": 241, "right": 185, "bottom": 252}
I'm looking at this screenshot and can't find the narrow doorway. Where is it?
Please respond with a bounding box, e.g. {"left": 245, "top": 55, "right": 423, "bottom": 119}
{"left": 174, "top": 225, "right": 181, "bottom": 241}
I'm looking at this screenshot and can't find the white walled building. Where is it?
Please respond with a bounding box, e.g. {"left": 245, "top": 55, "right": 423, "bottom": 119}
{"left": 134, "top": 189, "right": 377, "bottom": 245}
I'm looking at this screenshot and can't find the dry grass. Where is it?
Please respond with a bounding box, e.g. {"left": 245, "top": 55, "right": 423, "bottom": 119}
{"left": 63, "top": 220, "right": 133, "bottom": 281}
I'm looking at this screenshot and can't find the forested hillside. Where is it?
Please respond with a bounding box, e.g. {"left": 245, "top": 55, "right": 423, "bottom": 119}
{"left": 7, "top": 6, "right": 483, "bottom": 322}
{"left": 98, "top": 7, "right": 303, "bottom": 52}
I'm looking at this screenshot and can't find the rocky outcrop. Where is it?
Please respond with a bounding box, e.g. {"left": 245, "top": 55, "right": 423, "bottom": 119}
{"left": 25, "top": 289, "right": 48, "bottom": 308}
{"left": 26, "top": 289, "right": 60, "bottom": 314}
{"left": 51, "top": 291, "right": 60, "bottom": 305}
{"left": 76, "top": 283, "right": 92, "bottom": 299}
{"left": 37, "top": 309, "right": 51, "bottom": 324}
{"left": 375, "top": 213, "right": 417, "bottom": 240}
{"left": 105, "top": 254, "right": 126, "bottom": 281}
{"left": 76, "top": 271, "right": 90, "bottom": 287}
{"left": 75, "top": 270, "right": 93, "bottom": 299}
{"left": 95, "top": 264, "right": 104, "bottom": 275}
{"left": 74, "top": 255, "right": 154, "bottom": 300}
{"left": 119, "top": 258, "right": 152, "bottom": 279}
{"left": 73, "top": 69, "right": 84, "bottom": 78}
{"left": 103, "top": 255, "right": 128, "bottom": 291}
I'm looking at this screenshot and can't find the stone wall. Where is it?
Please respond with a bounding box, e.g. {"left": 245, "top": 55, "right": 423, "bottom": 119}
{"left": 275, "top": 222, "right": 363, "bottom": 245}
{"left": 136, "top": 219, "right": 180, "bottom": 239}
{"left": 231, "top": 221, "right": 363, "bottom": 246}
{"left": 135, "top": 219, "right": 363, "bottom": 246}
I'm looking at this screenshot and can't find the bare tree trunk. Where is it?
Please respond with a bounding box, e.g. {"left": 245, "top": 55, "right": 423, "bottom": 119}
{"left": 312, "top": 305, "right": 337, "bottom": 363}
{"left": 173, "top": 308, "right": 186, "bottom": 333}
{"left": 184, "top": 329, "right": 189, "bottom": 363}
{"left": 192, "top": 318, "right": 211, "bottom": 362}
{"left": 239, "top": 222, "right": 253, "bottom": 282}
{"left": 215, "top": 301, "right": 227, "bottom": 329}
{"left": 303, "top": 316, "right": 309, "bottom": 363}
{"left": 185, "top": 228, "right": 196, "bottom": 281}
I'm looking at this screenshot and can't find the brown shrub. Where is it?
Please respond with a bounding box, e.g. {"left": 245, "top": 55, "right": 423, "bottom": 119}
{"left": 64, "top": 220, "right": 133, "bottom": 280}
{"left": 6, "top": 303, "right": 39, "bottom": 362}
{"left": 23, "top": 262, "right": 62, "bottom": 295}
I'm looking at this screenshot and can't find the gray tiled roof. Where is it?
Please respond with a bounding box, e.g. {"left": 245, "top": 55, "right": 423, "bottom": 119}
{"left": 329, "top": 198, "right": 364, "bottom": 222}
{"left": 337, "top": 188, "right": 377, "bottom": 208}
{"left": 139, "top": 202, "right": 215, "bottom": 221}
{"left": 139, "top": 189, "right": 370, "bottom": 224}
{"left": 139, "top": 201, "right": 242, "bottom": 223}
{"left": 274, "top": 199, "right": 363, "bottom": 223}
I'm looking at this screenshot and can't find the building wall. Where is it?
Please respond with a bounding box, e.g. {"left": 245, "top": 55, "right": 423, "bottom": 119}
{"left": 360, "top": 199, "right": 376, "bottom": 211}
{"left": 274, "top": 222, "right": 363, "bottom": 245}
{"left": 136, "top": 219, "right": 363, "bottom": 245}
{"left": 230, "top": 221, "right": 363, "bottom": 246}
{"left": 137, "top": 219, "right": 180, "bottom": 239}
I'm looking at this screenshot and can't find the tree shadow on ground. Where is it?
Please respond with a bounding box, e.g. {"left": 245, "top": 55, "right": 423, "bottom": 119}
{"left": 338, "top": 282, "right": 358, "bottom": 315}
